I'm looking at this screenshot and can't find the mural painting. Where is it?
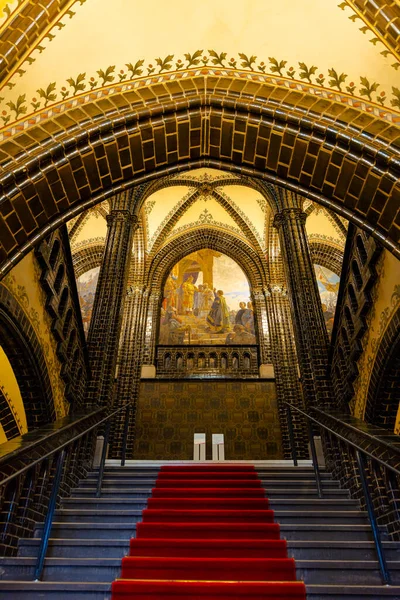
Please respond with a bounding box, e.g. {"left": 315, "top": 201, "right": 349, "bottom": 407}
{"left": 159, "top": 251, "right": 256, "bottom": 345}
{"left": 314, "top": 265, "right": 340, "bottom": 338}
{"left": 76, "top": 267, "right": 100, "bottom": 335}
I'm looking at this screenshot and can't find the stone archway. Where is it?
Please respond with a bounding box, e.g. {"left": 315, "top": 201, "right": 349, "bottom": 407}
{"left": 0, "top": 285, "right": 55, "bottom": 429}
{"left": 0, "top": 73, "right": 399, "bottom": 279}
{"left": 309, "top": 240, "right": 344, "bottom": 276}
{"left": 72, "top": 242, "right": 105, "bottom": 279}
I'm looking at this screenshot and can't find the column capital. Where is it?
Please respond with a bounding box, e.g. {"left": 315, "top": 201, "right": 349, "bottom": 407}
{"left": 273, "top": 208, "right": 307, "bottom": 229}
{"left": 264, "top": 284, "right": 287, "bottom": 297}
{"left": 106, "top": 211, "right": 139, "bottom": 226}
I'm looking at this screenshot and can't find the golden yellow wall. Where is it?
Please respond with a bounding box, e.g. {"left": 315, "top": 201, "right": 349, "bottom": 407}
{"left": 352, "top": 250, "right": 400, "bottom": 426}
{"left": 1, "top": 252, "right": 69, "bottom": 422}
{"left": 0, "top": 346, "right": 27, "bottom": 443}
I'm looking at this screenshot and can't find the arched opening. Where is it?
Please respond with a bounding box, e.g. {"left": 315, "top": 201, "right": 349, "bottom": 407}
{"left": 314, "top": 265, "right": 340, "bottom": 338}
{"left": 76, "top": 267, "right": 100, "bottom": 336}
{"left": 1, "top": 74, "right": 400, "bottom": 285}
{"left": 0, "top": 288, "right": 55, "bottom": 430}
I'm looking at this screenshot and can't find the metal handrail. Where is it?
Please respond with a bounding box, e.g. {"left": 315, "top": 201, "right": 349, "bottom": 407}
{"left": 285, "top": 402, "right": 394, "bottom": 586}
{"left": 0, "top": 399, "right": 133, "bottom": 581}
{"left": 286, "top": 403, "right": 400, "bottom": 477}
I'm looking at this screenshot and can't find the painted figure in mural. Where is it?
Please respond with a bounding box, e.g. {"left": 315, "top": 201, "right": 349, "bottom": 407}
{"left": 160, "top": 307, "right": 190, "bottom": 344}
{"left": 226, "top": 324, "right": 256, "bottom": 345}
{"left": 206, "top": 289, "right": 231, "bottom": 333}
{"left": 181, "top": 276, "right": 197, "bottom": 315}
{"left": 242, "top": 301, "right": 255, "bottom": 334}
{"left": 201, "top": 283, "right": 214, "bottom": 317}
{"left": 235, "top": 301, "right": 247, "bottom": 325}
{"left": 163, "top": 274, "right": 177, "bottom": 310}
{"left": 193, "top": 284, "right": 203, "bottom": 316}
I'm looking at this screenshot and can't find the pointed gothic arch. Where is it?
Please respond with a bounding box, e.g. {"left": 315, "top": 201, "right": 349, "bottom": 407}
{"left": 0, "top": 73, "right": 399, "bottom": 280}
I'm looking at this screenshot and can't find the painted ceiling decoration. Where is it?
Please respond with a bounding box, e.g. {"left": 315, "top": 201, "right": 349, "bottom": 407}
{"left": 0, "top": 0, "right": 399, "bottom": 132}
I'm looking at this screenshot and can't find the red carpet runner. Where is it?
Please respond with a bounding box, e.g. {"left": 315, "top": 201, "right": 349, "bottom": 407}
{"left": 111, "top": 465, "right": 306, "bottom": 599}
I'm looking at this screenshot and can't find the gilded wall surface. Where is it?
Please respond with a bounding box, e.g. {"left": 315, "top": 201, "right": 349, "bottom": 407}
{"left": 0, "top": 347, "right": 27, "bottom": 443}
{"left": 134, "top": 380, "right": 282, "bottom": 460}
{"left": 1, "top": 252, "right": 69, "bottom": 420}
{"left": 352, "top": 249, "right": 400, "bottom": 422}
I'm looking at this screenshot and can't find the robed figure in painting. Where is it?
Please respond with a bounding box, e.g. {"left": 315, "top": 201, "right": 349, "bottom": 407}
{"left": 206, "top": 289, "right": 231, "bottom": 333}
{"left": 181, "top": 276, "right": 197, "bottom": 314}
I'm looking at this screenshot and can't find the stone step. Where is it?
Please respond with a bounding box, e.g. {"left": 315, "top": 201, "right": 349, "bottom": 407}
{"left": 51, "top": 507, "right": 369, "bottom": 525}
{"left": 17, "top": 537, "right": 400, "bottom": 561}
{"left": 33, "top": 521, "right": 379, "bottom": 542}
{"left": 80, "top": 478, "right": 341, "bottom": 489}
{"left": 88, "top": 470, "right": 332, "bottom": 480}
{"left": 34, "top": 522, "right": 138, "bottom": 540}
{"left": 0, "top": 581, "right": 398, "bottom": 600}
{"left": 0, "top": 557, "right": 399, "bottom": 585}
{"left": 61, "top": 497, "right": 359, "bottom": 513}
{"left": 280, "top": 524, "right": 384, "bottom": 542}
{"left": 70, "top": 487, "right": 350, "bottom": 499}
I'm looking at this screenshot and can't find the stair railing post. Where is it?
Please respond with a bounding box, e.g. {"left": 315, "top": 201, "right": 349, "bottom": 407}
{"left": 34, "top": 449, "right": 66, "bottom": 581}
{"left": 307, "top": 418, "right": 323, "bottom": 498}
{"left": 286, "top": 404, "right": 298, "bottom": 467}
{"left": 96, "top": 420, "right": 111, "bottom": 498}
{"left": 355, "top": 449, "right": 391, "bottom": 585}
{"left": 121, "top": 404, "right": 131, "bottom": 467}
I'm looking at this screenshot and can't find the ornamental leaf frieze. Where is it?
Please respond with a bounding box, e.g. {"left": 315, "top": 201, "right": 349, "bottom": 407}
{"left": 71, "top": 236, "right": 106, "bottom": 251}
{"left": 308, "top": 233, "right": 345, "bottom": 249}
{"left": 164, "top": 219, "right": 245, "bottom": 243}
{"left": 1, "top": 56, "right": 399, "bottom": 134}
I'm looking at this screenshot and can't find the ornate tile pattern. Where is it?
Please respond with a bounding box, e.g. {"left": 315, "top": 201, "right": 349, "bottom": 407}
{"left": 133, "top": 380, "right": 283, "bottom": 460}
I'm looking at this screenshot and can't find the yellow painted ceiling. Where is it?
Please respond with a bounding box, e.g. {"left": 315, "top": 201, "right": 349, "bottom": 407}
{"left": 2, "top": 0, "right": 399, "bottom": 116}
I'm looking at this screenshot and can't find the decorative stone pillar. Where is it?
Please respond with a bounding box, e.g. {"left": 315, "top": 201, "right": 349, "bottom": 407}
{"left": 273, "top": 191, "right": 331, "bottom": 407}
{"left": 252, "top": 288, "right": 271, "bottom": 366}
{"left": 86, "top": 190, "right": 137, "bottom": 408}
{"left": 264, "top": 284, "right": 308, "bottom": 458}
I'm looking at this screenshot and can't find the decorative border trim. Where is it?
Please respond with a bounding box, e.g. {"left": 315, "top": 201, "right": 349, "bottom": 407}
{"left": 1, "top": 64, "right": 399, "bottom": 138}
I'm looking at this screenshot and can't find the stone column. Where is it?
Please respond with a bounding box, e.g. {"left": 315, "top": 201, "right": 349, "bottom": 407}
{"left": 273, "top": 191, "right": 331, "bottom": 407}
{"left": 264, "top": 284, "right": 308, "bottom": 458}
{"left": 252, "top": 288, "right": 271, "bottom": 366}
{"left": 86, "top": 190, "right": 137, "bottom": 408}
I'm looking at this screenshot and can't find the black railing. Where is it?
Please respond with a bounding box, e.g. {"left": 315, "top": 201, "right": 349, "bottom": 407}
{"left": 286, "top": 402, "right": 399, "bottom": 586}
{"left": 0, "top": 400, "right": 133, "bottom": 581}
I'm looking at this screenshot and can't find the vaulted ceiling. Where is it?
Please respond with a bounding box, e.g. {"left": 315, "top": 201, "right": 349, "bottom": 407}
{"left": 68, "top": 169, "right": 347, "bottom": 273}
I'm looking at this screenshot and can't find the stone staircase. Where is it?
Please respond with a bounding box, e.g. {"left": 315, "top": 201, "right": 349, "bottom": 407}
{"left": 0, "top": 464, "right": 399, "bottom": 598}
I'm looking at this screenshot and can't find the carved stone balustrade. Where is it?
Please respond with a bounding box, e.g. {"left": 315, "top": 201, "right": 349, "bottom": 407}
{"left": 155, "top": 345, "right": 259, "bottom": 378}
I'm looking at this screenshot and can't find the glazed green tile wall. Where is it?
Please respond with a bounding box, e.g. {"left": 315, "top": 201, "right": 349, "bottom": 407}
{"left": 133, "top": 380, "right": 283, "bottom": 460}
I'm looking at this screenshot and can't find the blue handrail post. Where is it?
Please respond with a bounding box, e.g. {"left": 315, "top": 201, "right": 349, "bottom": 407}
{"left": 34, "top": 449, "right": 66, "bottom": 581}
{"left": 355, "top": 449, "right": 391, "bottom": 585}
